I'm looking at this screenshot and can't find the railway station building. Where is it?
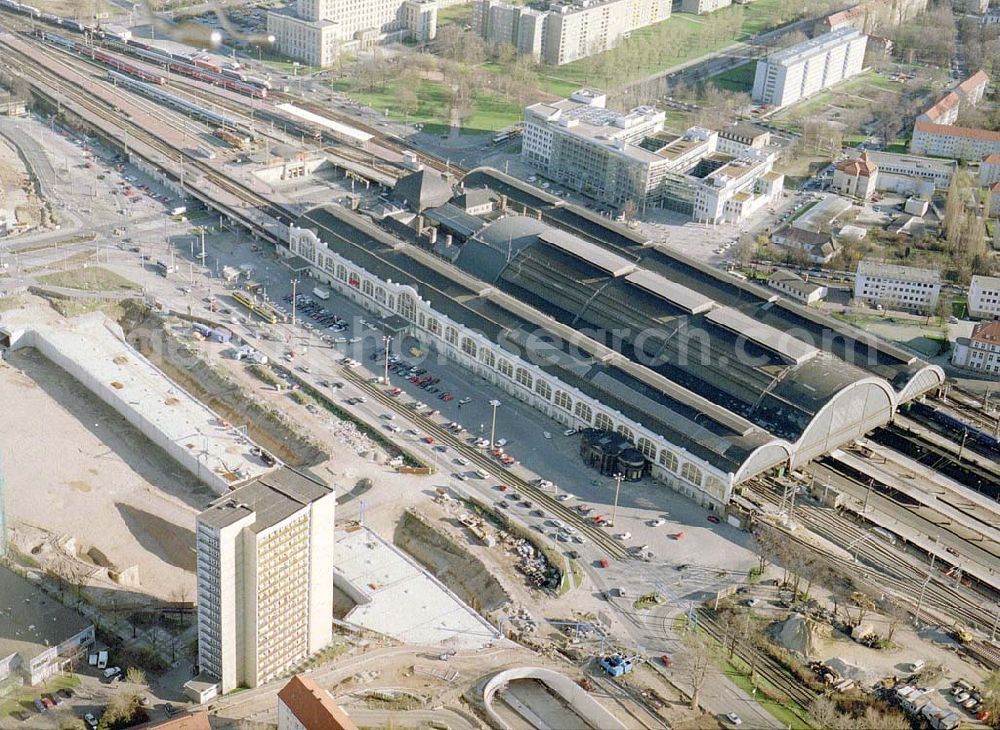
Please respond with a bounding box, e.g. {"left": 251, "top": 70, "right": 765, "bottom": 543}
{"left": 282, "top": 167, "right": 943, "bottom": 510}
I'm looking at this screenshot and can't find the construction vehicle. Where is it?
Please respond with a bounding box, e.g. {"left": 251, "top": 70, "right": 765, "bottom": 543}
{"left": 599, "top": 654, "right": 635, "bottom": 677}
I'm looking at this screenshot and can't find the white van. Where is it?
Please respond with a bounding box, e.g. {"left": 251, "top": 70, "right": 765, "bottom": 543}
{"left": 97, "top": 650, "right": 108, "bottom": 669}
{"left": 312, "top": 287, "right": 330, "bottom": 301}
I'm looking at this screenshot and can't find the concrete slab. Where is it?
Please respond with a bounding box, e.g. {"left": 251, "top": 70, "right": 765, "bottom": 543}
{"left": 333, "top": 527, "right": 501, "bottom": 650}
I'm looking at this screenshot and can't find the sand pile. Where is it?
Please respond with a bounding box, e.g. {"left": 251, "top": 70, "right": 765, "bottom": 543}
{"left": 775, "top": 613, "right": 832, "bottom": 658}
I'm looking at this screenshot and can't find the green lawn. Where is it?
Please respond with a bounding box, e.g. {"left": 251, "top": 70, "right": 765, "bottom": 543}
{"left": 332, "top": 77, "right": 522, "bottom": 135}
{"left": 719, "top": 654, "right": 814, "bottom": 730}
{"left": 0, "top": 674, "right": 81, "bottom": 720}
{"left": 712, "top": 60, "right": 756, "bottom": 92}
{"left": 539, "top": 0, "right": 800, "bottom": 91}
{"left": 38, "top": 267, "right": 140, "bottom": 292}
{"left": 437, "top": 2, "right": 472, "bottom": 26}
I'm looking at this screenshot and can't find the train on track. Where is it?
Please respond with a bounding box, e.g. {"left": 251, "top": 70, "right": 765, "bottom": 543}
{"left": 0, "top": 0, "right": 129, "bottom": 39}
{"left": 34, "top": 30, "right": 167, "bottom": 84}
{"left": 231, "top": 291, "right": 285, "bottom": 324}
{"left": 2, "top": 1, "right": 270, "bottom": 98}
{"left": 910, "top": 401, "right": 1000, "bottom": 453}
{"left": 104, "top": 38, "right": 270, "bottom": 98}
{"left": 107, "top": 70, "right": 255, "bottom": 141}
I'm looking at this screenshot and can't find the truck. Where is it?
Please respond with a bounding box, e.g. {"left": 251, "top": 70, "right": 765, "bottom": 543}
{"left": 169, "top": 205, "right": 187, "bottom": 217}
{"left": 155, "top": 259, "right": 176, "bottom": 277}
{"left": 599, "top": 654, "right": 634, "bottom": 677}
{"left": 312, "top": 287, "right": 330, "bottom": 301}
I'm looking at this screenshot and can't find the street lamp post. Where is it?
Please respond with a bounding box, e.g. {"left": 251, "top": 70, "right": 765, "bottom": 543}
{"left": 611, "top": 472, "right": 624, "bottom": 526}
{"left": 382, "top": 336, "right": 391, "bottom": 385}
{"left": 489, "top": 400, "right": 501, "bottom": 448}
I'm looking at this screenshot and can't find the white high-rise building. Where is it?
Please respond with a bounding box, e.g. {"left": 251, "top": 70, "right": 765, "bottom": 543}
{"left": 471, "top": 0, "right": 671, "bottom": 65}
{"left": 752, "top": 28, "right": 868, "bottom": 110}
{"left": 268, "top": 0, "right": 438, "bottom": 67}
{"left": 188, "top": 468, "right": 335, "bottom": 699}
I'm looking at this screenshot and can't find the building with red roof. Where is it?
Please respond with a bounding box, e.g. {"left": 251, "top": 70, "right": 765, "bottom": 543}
{"left": 910, "top": 122, "right": 1000, "bottom": 161}
{"left": 277, "top": 674, "right": 359, "bottom": 730}
{"left": 832, "top": 151, "right": 878, "bottom": 199}
{"left": 953, "top": 321, "right": 1000, "bottom": 375}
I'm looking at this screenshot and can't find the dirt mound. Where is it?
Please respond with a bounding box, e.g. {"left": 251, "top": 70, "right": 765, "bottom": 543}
{"left": 775, "top": 613, "right": 831, "bottom": 659}
{"left": 124, "top": 309, "right": 327, "bottom": 467}
{"left": 394, "top": 510, "right": 510, "bottom": 615}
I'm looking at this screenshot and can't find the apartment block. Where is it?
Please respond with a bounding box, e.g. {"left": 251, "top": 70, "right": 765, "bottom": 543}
{"left": 471, "top": 0, "right": 670, "bottom": 65}
{"left": 752, "top": 28, "right": 868, "bottom": 110}
{"left": 816, "top": 0, "right": 928, "bottom": 34}
{"left": 680, "top": 0, "right": 732, "bottom": 14}
{"left": 854, "top": 261, "right": 941, "bottom": 313}
{"left": 968, "top": 275, "right": 1000, "bottom": 319}
{"left": 917, "top": 91, "right": 961, "bottom": 125}
{"left": 268, "top": 0, "right": 438, "bottom": 67}
{"left": 186, "top": 468, "right": 336, "bottom": 700}
{"left": 952, "top": 321, "right": 1000, "bottom": 375}
{"left": 522, "top": 90, "right": 783, "bottom": 221}
{"left": 909, "top": 122, "right": 1000, "bottom": 161}
{"left": 956, "top": 69, "right": 989, "bottom": 105}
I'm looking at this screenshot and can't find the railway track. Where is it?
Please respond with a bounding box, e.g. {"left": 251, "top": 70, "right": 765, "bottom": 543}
{"left": 931, "top": 394, "right": 1000, "bottom": 434}
{"left": 586, "top": 665, "right": 669, "bottom": 729}
{"left": 871, "top": 424, "right": 999, "bottom": 495}
{"left": 744, "top": 479, "right": 997, "bottom": 630}
{"left": 0, "top": 32, "right": 290, "bottom": 228}
{"left": 695, "top": 607, "right": 818, "bottom": 714}
{"left": 339, "top": 366, "right": 631, "bottom": 560}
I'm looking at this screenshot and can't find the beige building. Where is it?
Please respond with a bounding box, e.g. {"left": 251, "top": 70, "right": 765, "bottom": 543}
{"left": 767, "top": 269, "right": 827, "bottom": 305}
{"left": 952, "top": 321, "right": 1000, "bottom": 375}
{"left": 187, "top": 468, "right": 336, "bottom": 699}
{"left": 832, "top": 151, "right": 878, "bottom": 199}
{"left": 471, "top": 0, "right": 670, "bottom": 65}
{"left": 268, "top": 0, "right": 438, "bottom": 67}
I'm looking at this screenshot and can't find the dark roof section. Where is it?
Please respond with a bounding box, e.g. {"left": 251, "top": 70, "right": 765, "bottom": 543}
{"left": 393, "top": 168, "right": 453, "bottom": 212}
{"left": 198, "top": 467, "right": 332, "bottom": 532}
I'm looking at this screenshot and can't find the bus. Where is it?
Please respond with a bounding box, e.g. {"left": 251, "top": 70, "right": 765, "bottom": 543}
{"left": 232, "top": 291, "right": 286, "bottom": 324}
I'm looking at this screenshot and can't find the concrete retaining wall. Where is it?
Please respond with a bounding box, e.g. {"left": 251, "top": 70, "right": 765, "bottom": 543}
{"left": 483, "top": 667, "right": 626, "bottom": 730}
{"left": 5, "top": 322, "right": 233, "bottom": 493}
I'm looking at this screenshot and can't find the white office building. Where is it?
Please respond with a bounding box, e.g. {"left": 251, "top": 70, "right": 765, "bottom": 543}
{"left": 968, "top": 275, "right": 1000, "bottom": 320}
{"left": 269, "top": 0, "right": 438, "bottom": 67}
{"left": 471, "top": 0, "right": 671, "bottom": 65}
{"left": 681, "top": 0, "right": 732, "bottom": 13}
{"left": 752, "top": 28, "right": 868, "bottom": 110}
{"left": 854, "top": 261, "right": 941, "bottom": 314}
{"left": 187, "top": 468, "right": 336, "bottom": 699}
{"left": 522, "top": 90, "right": 783, "bottom": 221}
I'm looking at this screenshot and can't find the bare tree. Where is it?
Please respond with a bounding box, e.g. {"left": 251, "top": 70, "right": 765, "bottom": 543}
{"left": 682, "top": 630, "right": 715, "bottom": 711}
{"left": 811, "top": 697, "right": 838, "bottom": 728}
